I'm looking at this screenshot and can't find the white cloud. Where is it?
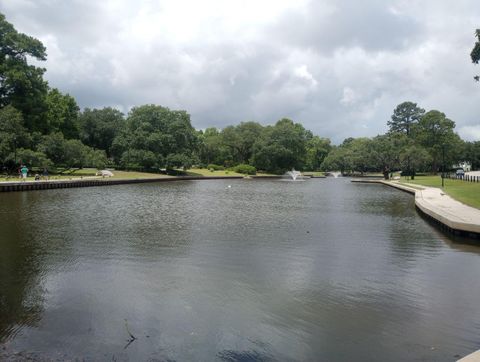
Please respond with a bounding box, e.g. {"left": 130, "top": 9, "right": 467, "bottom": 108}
{"left": 1, "top": 0, "right": 480, "bottom": 142}
{"left": 459, "top": 125, "right": 480, "bottom": 141}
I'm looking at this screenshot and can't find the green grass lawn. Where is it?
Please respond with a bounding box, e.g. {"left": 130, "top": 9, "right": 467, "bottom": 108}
{"left": 0, "top": 168, "right": 278, "bottom": 183}
{"left": 399, "top": 175, "right": 480, "bottom": 209}
{"left": 185, "top": 168, "right": 244, "bottom": 177}
{"left": 59, "top": 168, "right": 98, "bottom": 176}
{"left": 109, "top": 170, "right": 172, "bottom": 179}
{"left": 185, "top": 168, "right": 277, "bottom": 177}
{"left": 0, "top": 169, "right": 168, "bottom": 182}
{"left": 303, "top": 171, "right": 326, "bottom": 177}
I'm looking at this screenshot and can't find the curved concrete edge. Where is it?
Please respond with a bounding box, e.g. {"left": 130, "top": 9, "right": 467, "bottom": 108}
{"left": 458, "top": 349, "right": 480, "bottom": 362}
{"left": 415, "top": 191, "right": 480, "bottom": 234}
{"left": 351, "top": 179, "right": 480, "bottom": 238}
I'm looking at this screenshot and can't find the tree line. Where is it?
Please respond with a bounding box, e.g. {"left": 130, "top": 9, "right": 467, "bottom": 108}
{"left": 323, "top": 102, "right": 480, "bottom": 178}
{"left": 1, "top": 13, "right": 479, "bottom": 176}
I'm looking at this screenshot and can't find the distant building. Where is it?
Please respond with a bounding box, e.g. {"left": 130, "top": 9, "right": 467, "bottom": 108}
{"left": 452, "top": 161, "right": 471, "bottom": 172}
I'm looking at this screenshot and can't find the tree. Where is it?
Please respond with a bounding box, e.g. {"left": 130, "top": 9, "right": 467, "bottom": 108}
{"left": 462, "top": 141, "right": 480, "bottom": 170}
{"left": 84, "top": 148, "right": 108, "bottom": 169}
{"left": 399, "top": 145, "right": 431, "bottom": 180}
{"left": 320, "top": 137, "right": 373, "bottom": 175}
{"left": 387, "top": 101, "right": 425, "bottom": 136}
{"left": 251, "top": 118, "right": 310, "bottom": 173}
{"left": 38, "top": 132, "right": 67, "bottom": 166}
{"left": 45, "top": 88, "right": 80, "bottom": 138}
{"left": 121, "top": 149, "right": 158, "bottom": 170}
{"left": 369, "top": 134, "right": 408, "bottom": 179}
{"left": 349, "top": 138, "right": 374, "bottom": 175}
{"left": 221, "top": 122, "right": 264, "bottom": 164}
{"left": 305, "top": 136, "right": 331, "bottom": 171}
{"left": 198, "top": 128, "right": 233, "bottom": 166}
{"left": 112, "top": 105, "right": 198, "bottom": 170}
{"left": 413, "top": 110, "right": 461, "bottom": 173}
{"left": 165, "top": 153, "right": 194, "bottom": 170}
{"left": 471, "top": 29, "right": 480, "bottom": 81}
{"left": 78, "top": 107, "right": 125, "bottom": 156}
{"left": 0, "top": 106, "right": 30, "bottom": 167}
{"left": 5, "top": 148, "right": 52, "bottom": 169}
{"left": 320, "top": 146, "right": 354, "bottom": 174}
{"left": 38, "top": 132, "right": 107, "bottom": 169}
{"left": 0, "top": 13, "right": 48, "bottom": 132}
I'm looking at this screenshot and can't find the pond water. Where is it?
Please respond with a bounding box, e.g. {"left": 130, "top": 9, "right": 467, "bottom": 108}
{"left": 1, "top": 178, "right": 479, "bottom": 361}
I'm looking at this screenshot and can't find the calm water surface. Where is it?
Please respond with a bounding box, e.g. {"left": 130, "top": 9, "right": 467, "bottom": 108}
{"left": 1, "top": 178, "right": 479, "bottom": 361}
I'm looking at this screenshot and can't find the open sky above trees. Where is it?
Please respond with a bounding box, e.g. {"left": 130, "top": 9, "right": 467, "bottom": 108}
{"left": 1, "top": 0, "right": 479, "bottom": 143}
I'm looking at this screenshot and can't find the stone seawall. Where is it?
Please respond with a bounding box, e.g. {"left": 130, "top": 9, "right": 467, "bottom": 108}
{"left": 0, "top": 175, "right": 289, "bottom": 193}
{"left": 0, "top": 176, "right": 245, "bottom": 193}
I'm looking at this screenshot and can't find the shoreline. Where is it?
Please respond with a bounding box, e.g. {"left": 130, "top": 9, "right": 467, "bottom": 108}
{"left": 351, "top": 179, "right": 480, "bottom": 239}
{"left": 0, "top": 175, "right": 285, "bottom": 193}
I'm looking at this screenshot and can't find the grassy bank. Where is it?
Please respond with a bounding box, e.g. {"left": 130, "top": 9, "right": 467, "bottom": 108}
{"left": 303, "top": 171, "right": 326, "bottom": 177}
{"left": 185, "top": 168, "right": 243, "bottom": 177}
{"left": 185, "top": 168, "right": 277, "bottom": 177}
{"left": 399, "top": 175, "right": 480, "bottom": 209}
{"left": 0, "top": 168, "right": 270, "bottom": 183}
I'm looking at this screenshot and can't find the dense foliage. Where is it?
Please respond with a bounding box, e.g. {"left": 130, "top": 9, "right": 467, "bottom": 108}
{"left": 322, "top": 104, "right": 471, "bottom": 179}
{"left": 471, "top": 29, "right": 480, "bottom": 81}
{"left": 0, "top": 13, "right": 478, "bottom": 177}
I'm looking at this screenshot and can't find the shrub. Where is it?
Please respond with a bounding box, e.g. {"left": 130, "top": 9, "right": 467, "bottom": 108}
{"left": 234, "top": 164, "right": 256, "bottom": 175}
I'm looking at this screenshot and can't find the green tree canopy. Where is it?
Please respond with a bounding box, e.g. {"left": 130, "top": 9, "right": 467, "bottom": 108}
{"left": 0, "top": 105, "right": 30, "bottom": 167}
{"left": 462, "top": 141, "right": 480, "bottom": 170}
{"left": 399, "top": 145, "right": 431, "bottom": 179}
{"left": 320, "top": 146, "right": 354, "bottom": 174}
{"left": 221, "top": 121, "right": 264, "bottom": 164}
{"left": 252, "top": 118, "right": 310, "bottom": 173}
{"left": 112, "top": 105, "right": 198, "bottom": 170}
{"left": 78, "top": 107, "right": 125, "bottom": 156}
{"left": 413, "top": 110, "right": 461, "bottom": 173}
{"left": 471, "top": 29, "right": 480, "bottom": 81}
{"left": 0, "top": 13, "right": 48, "bottom": 132}
{"left": 387, "top": 101, "right": 425, "bottom": 136}
{"left": 198, "top": 127, "right": 233, "bottom": 166}
{"left": 46, "top": 88, "right": 80, "bottom": 139}
{"left": 305, "top": 136, "right": 331, "bottom": 171}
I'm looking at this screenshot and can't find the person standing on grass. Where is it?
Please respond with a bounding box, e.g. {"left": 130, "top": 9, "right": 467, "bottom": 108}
{"left": 20, "top": 165, "right": 28, "bottom": 180}
{"left": 42, "top": 168, "right": 49, "bottom": 180}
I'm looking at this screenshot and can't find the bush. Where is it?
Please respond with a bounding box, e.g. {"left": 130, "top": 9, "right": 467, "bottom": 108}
{"left": 234, "top": 164, "right": 256, "bottom": 175}
{"left": 207, "top": 164, "right": 224, "bottom": 171}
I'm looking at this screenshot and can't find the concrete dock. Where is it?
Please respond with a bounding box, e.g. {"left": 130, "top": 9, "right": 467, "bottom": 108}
{"left": 352, "top": 179, "right": 480, "bottom": 239}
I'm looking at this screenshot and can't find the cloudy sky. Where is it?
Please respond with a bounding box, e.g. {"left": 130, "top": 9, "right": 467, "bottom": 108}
{"left": 1, "top": 0, "right": 480, "bottom": 142}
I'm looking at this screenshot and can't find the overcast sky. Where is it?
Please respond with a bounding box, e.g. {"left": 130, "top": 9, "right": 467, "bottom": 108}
{"left": 1, "top": 0, "right": 479, "bottom": 142}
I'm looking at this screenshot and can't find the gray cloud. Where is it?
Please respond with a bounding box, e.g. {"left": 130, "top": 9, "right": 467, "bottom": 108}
{"left": 269, "top": 0, "right": 423, "bottom": 53}
{"left": 1, "top": 0, "right": 479, "bottom": 143}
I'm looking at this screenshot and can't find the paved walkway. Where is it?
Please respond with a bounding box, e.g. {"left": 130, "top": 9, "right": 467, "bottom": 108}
{"left": 351, "top": 179, "right": 480, "bottom": 236}
{"left": 458, "top": 349, "right": 480, "bottom": 362}
{"left": 397, "top": 181, "right": 480, "bottom": 234}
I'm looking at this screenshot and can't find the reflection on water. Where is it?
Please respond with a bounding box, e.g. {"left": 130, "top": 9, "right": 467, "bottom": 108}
{"left": 0, "top": 179, "right": 479, "bottom": 361}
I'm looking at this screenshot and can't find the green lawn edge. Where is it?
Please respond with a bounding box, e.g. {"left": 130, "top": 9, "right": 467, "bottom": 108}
{"left": 399, "top": 176, "right": 480, "bottom": 209}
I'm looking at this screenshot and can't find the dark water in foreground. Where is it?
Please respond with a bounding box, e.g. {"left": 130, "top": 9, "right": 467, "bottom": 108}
{"left": 1, "top": 178, "right": 479, "bottom": 361}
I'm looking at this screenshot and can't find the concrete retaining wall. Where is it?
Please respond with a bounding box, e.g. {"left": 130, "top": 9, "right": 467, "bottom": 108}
{"left": 0, "top": 176, "right": 244, "bottom": 193}
{"left": 351, "top": 179, "right": 480, "bottom": 239}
